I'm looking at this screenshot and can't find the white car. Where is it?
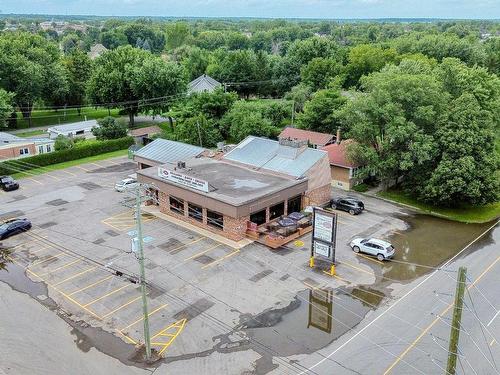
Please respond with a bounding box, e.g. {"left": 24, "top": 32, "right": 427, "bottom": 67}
{"left": 350, "top": 238, "right": 395, "bottom": 261}
{"left": 114, "top": 178, "right": 138, "bottom": 192}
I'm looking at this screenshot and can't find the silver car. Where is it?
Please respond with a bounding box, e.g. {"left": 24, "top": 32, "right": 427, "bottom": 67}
{"left": 350, "top": 238, "right": 395, "bottom": 261}
{"left": 114, "top": 178, "right": 138, "bottom": 192}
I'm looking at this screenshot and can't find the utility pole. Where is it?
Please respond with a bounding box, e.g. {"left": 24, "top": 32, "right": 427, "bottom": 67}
{"left": 196, "top": 120, "right": 203, "bottom": 147}
{"left": 135, "top": 185, "right": 152, "bottom": 359}
{"left": 291, "top": 100, "right": 295, "bottom": 126}
{"left": 446, "top": 266, "right": 467, "bottom": 375}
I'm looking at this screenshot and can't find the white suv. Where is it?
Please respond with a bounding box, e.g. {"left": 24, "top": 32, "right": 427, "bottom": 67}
{"left": 350, "top": 238, "right": 395, "bottom": 261}
{"left": 114, "top": 178, "right": 138, "bottom": 192}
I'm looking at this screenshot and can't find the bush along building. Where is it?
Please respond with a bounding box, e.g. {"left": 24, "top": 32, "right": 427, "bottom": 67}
{"left": 135, "top": 136, "right": 331, "bottom": 241}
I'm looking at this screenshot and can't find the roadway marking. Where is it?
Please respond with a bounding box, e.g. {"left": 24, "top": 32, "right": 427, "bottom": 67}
{"left": 67, "top": 275, "right": 114, "bottom": 296}
{"left": 355, "top": 253, "right": 385, "bottom": 265}
{"left": 83, "top": 284, "right": 132, "bottom": 308}
{"left": 490, "top": 339, "right": 496, "bottom": 347}
{"left": 487, "top": 310, "right": 499, "bottom": 327}
{"left": 101, "top": 295, "right": 143, "bottom": 319}
{"left": 150, "top": 318, "right": 187, "bottom": 355}
{"left": 184, "top": 243, "right": 221, "bottom": 261}
{"left": 28, "top": 252, "right": 67, "bottom": 268}
{"left": 52, "top": 267, "right": 98, "bottom": 286}
{"left": 383, "top": 255, "right": 500, "bottom": 375}
{"left": 120, "top": 303, "right": 168, "bottom": 331}
{"left": 300, "top": 220, "right": 499, "bottom": 375}
{"left": 201, "top": 248, "right": 240, "bottom": 269}
{"left": 38, "top": 258, "right": 82, "bottom": 276}
{"left": 74, "top": 165, "right": 91, "bottom": 172}
{"left": 340, "top": 260, "right": 373, "bottom": 275}
{"left": 167, "top": 237, "right": 205, "bottom": 253}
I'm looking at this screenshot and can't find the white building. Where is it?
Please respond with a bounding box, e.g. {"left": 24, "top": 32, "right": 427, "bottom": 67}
{"left": 47, "top": 120, "right": 99, "bottom": 140}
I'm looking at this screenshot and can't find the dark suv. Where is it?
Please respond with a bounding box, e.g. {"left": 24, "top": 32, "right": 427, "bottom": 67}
{"left": 0, "top": 175, "right": 19, "bottom": 191}
{"left": 331, "top": 197, "right": 365, "bottom": 215}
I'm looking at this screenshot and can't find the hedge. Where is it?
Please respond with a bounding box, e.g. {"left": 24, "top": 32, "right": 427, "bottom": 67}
{"left": 0, "top": 137, "right": 134, "bottom": 175}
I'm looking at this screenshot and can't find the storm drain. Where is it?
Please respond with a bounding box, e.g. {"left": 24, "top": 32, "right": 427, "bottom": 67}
{"left": 92, "top": 238, "right": 105, "bottom": 245}
{"left": 46, "top": 199, "right": 69, "bottom": 206}
{"left": 104, "top": 229, "right": 120, "bottom": 237}
{"left": 9, "top": 195, "right": 27, "bottom": 202}
{"left": 173, "top": 298, "right": 215, "bottom": 321}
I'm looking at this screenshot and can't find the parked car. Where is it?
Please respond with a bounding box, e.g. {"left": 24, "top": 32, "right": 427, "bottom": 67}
{"left": 350, "top": 238, "right": 395, "bottom": 261}
{"left": 331, "top": 197, "right": 364, "bottom": 215}
{"left": 0, "top": 175, "right": 19, "bottom": 191}
{"left": 114, "top": 178, "right": 138, "bottom": 192}
{"left": 0, "top": 218, "right": 32, "bottom": 240}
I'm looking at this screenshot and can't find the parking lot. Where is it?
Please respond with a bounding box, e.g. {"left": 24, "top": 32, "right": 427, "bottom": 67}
{"left": 0, "top": 155, "right": 412, "bottom": 371}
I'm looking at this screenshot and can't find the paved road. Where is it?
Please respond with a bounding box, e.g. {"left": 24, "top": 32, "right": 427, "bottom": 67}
{"left": 293, "top": 221, "right": 500, "bottom": 375}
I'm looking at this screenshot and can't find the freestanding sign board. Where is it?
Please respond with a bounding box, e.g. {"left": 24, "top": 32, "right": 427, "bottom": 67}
{"left": 311, "top": 208, "right": 337, "bottom": 264}
{"left": 158, "top": 167, "right": 209, "bottom": 193}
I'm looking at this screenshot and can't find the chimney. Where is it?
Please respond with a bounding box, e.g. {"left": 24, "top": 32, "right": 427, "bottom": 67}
{"left": 336, "top": 128, "right": 341, "bottom": 144}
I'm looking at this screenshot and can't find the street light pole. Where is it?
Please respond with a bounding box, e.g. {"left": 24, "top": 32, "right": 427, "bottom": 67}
{"left": 135, "top": 185, "right": 152, "bottom": 359}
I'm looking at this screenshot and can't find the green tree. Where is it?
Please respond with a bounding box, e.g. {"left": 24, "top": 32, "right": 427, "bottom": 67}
{"left": 421, "top": 94, "right": 499, "bottom": 205}
{"left": 285, "top": 84, "right": 312, "bottom": 113}
{"left": 178, "top": 46, "right": 210, "bottom": 81}
{"left": 63, "top": 50, "right": 92, "bottom": 115}
{"left": 301, "top": 57, "right": 344, "bottom": 91}
{"left": 92, "top": 116, "right": 128, "bottom": 140}
{"left": 195, "top": 31, "right": 226, "bottom": 50}
{"left": 54, "top": 135, "right": 74, "bottom": 151}
{"left": 166, "top": 22, "right": 191, "bottom": 50}
{"left": 87, "top": 46, "right": 187, "bottom": 127}
{"left": 345, "top": 44, "right": 398, "bottom": 87}
{"left": 0, "top": 89, "right": 14, "bottom": 129}
{"left": 100, "top": 29, "right": 128, "bottom": 49}
{"left": 297, "top": 88, "right": 346, "bottom": 133}
{"left": 61, "top": 33, "right": 82, "bottom": 54}
{"left": 172, "top": 114, "right": 222, "bottom": 147}
{"left": 122, "top": 22, "right": 165, "bottom": 53}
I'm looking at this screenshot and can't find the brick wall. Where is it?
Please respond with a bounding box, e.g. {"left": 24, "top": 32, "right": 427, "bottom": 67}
{"left": 223, "top": 215, "right": 250, "bottom": 241}
{"left": 305, "top": 184, "right": 331, "bottom": 206}
{"left": 0, "top": 143, "right": 36, "bottom": 161}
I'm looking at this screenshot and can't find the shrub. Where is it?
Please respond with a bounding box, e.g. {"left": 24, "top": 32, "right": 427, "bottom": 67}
{"left": 54, "top": 135, "right": 74, "bottom": 151}
{"left": 0, "top": 137, "right": 134, "bottom": 175}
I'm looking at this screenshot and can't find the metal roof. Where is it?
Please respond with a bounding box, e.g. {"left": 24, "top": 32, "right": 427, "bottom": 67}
{"left": 187, "top": 74, "right": 221, "bottom": 94}
{"left": 47, "top": 120, "right": 98, "bottom": 134}
{"left": 0, "top": 132, "right": 23, "bottom": 143}
{"left": 222, "top": 136, "right": 327, "bottom": 178}
{"left": 133, "top": 138, "right": 205, "bottom": 165}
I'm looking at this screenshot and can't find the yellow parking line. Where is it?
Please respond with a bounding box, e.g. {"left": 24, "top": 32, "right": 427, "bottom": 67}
{"left": 68, "top": 275, "right": 114, "bottom": 296}
{"left": 10, "top": 237, "right": 48, "bottom": 250}
{"left": 201, "top": 248, "right": 240, "bottom": 269}
{"left": 28, "top": 245, "right": 53, "bottom": 254}
{"left": 38, "top": 259, "right": 82, "bottom": 276}
{"left": 74, "top": 165, "right": 91, "bottom": 172}
{"left": 52, "top": 267, "right": 98, "bottom": 286}
{"left": 116, "top": 329, "right": 138, "bottom": 345}
{"left": 101, "top": 295, "right": 143, "bottom": 319}
{"left": 184, "top": 243, "right": 221, "bottom": 261}
{"left": 355, "top": 253, "right": 384, "bottom": 265}
{"left": 27, "top": 177, "right": 43, "bottom": 185}
{"left": 490, "top": 339, "right": 496, "bottom": 347}
{"left": 89, "top": 162, "right": 104, "bottom": 168}
{"left": 28, "top": 252, "right": 67, "bottom": 268}
{"left": 56, "top": 169, "right": 77, "bottom": 177}
{"left": 83, "top": 284, "right": 132, "bottom": 307}
{"left": 120, "top": 304, "right": 168, "bottom": 331}
{"left": 168, "top": 237, "right": 205, "bottom": 253}
{"left": 340, "top": 260, "right": 373, "bottom": 275}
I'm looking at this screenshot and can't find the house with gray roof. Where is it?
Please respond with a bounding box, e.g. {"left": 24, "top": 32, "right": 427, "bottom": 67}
{"left": 0, "top": 132, "right": 55, "bottom": 161}
{"left": 187, "top": 74, "right": 222, "bottom": 95}
{"left": 47, "top": 120, "right": 99, "bottom": 140}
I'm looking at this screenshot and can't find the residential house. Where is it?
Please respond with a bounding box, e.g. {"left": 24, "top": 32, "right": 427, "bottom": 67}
{"left": 129, "top": 125, "right": 162, "bottom": 146}
{"left": 88, "top": 44, "right": 108, "bottom": 60}
{"left": 0, "top": 132, "right": 55, "bottom": 161}
{"left": 321, "top": 139, "right": 363, "bottom": 191}
{"left": 47, "top": 120, "right": 98, "bottom": 140}
{"left": 187, "top": 74, "right": 222, "bottom": 95}
{"left": 278, "top": 127, "right": 335, "bottom": 149}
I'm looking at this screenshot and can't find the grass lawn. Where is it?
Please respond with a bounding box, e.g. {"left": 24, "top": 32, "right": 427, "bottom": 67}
{"left": 12, "top": 149, "right": 129, "bottom": 179}
{"left": 14, "top": 107, "right": 120, "bottom": 129}
{"left": 378, "top": 189, "right": 500, "bottom": 224}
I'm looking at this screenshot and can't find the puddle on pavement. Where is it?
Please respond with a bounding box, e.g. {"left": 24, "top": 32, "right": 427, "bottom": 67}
{"left": 242, "top": 286, "right": 384, "bottom": 357}
{"left": 378, "top": 215, "right": 495, "bottom": 282}
{"left": 0, "top": 258, "right": 159, "bottom": 369}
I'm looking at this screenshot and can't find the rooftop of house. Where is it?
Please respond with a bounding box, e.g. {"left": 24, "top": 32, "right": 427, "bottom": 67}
{"left": 129, "top": 125, "right": 162, "bottom": 137}
{"left": 133, "top": 138, "right": 205, "bottom": 165}
{"left": 187, "top": 74, "right": 222, "bottom": 94}
{"left": 47, "top": 120, "right": 98, "bottom": 134}
{"left": 137, "top": 157, "right": 306, "bottom": 206}
{"left": 278, "top": 127, "right": 334, "bottom": 146}
{"left": 321, "top": 140, "right": 359, "bottom": 168}
{"left": 222, "top": 136, "right": 328, "bottom": 178}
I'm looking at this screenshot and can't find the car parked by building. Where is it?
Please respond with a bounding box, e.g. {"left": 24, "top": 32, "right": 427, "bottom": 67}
{"left": 0, "top": 218, "right": 32, "bottom": 240}
{"left": 331, "top": 197, "right": 364, "bottom": 215}
{"left": 0, "top": 175, "right": 19, "bottom": 191}
{"left": 114, "top": 178, "right": 138, "bottom": 192}
{"left": 350, "top": 238, "right": 395, "bottom": 261}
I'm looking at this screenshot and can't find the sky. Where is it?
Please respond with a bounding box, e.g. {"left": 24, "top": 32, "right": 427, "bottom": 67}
{"left": 0, "top": 0, "right": 499, "bottom": 19}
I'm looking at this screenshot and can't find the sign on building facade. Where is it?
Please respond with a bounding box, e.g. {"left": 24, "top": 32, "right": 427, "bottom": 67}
{"left": 157, "top": 167, "right": 209, "bottom": 193}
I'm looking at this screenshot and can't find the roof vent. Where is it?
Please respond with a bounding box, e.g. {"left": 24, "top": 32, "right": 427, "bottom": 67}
{"left": 177, "top": 161, "right": 186, "bottom": 169}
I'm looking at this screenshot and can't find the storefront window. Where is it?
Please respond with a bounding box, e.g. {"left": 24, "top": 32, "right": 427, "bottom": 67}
{"left": 250, "top": 209, "right": 266, "bottom": 226}
{"left": 287, "top": 195, "right": 302, "bottom": 214}
{"left": 188, "top": 203, "right": 203, "bottom": 222}
{"left": 269, "top": 202, "right": 285, "bottom": 220}
{"left": 170, "top": 196, "right": 184, "bottom": 215}
{"left": 207, "top": 210, "right": 223, "bottom": 230}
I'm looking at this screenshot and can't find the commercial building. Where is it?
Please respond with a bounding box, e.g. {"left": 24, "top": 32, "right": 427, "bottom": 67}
{"left": 47, "top": 120, "right": 98, "bottom": 140}
{"left": 136, "top": 136, "right": 331, "bottom": 241}
{"left": 0, "top": 132, "right": 55, "bottom": 161}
